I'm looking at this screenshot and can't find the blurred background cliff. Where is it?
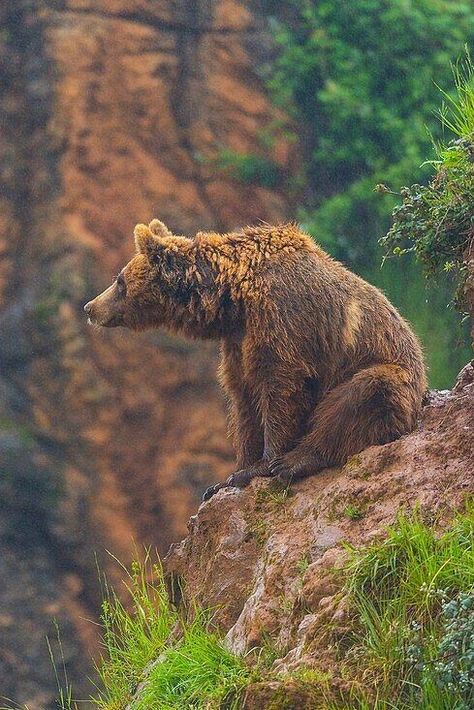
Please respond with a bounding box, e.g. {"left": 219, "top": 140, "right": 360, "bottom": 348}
{"left": 0, "top": 1, "right": 472, "bottom": 706}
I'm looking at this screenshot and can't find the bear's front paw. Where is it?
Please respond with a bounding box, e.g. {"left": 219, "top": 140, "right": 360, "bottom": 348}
{"left": 268, "top": 456, "right": 295, "bottom": 483}
{"left": 201, "top": 465, "right": 266, "bottom": 502}
{"left": 202, "top": 482, "right": 222, "bottom": 502}
{"left": 269, "top": 453, "right": 326, "bottom": 484}
{"left": 226, "top": 468, "right": 254, "bottom": 488}
{"left": 201, "top": 471, "right": 250, "bottom": 502}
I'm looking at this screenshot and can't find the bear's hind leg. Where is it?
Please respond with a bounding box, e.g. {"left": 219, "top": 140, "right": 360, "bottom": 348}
{"left": 269, "top": 364, "right": 420, "bottom": 483}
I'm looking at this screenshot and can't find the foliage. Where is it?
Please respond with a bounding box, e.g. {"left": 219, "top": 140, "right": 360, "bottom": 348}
{"left": 382, "top": 53, "right": 474, "bottom": 309}
{"left": 213, "top": 149, "right": 282, "bottom": 189}
{"left": 265, "top": 0, "right": 474, "bottom": 268}
{"left": 433, "top": 592, "right": 474, "bottom": 698}
{"left": 341, "top": 508, "right": 474, "bottom": 708}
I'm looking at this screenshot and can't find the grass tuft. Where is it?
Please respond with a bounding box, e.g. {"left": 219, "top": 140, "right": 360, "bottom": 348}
{"left": 341, "top": 508, "right": 474, "bottom": 708}
{"left": 135, "top": 612, "right": 251, "bottom": 709}
{"left": 87, "top": 551, "right": 255, "bottom": 709}
{"left": 91, "top": 552, "right": 177, "bottom": 708}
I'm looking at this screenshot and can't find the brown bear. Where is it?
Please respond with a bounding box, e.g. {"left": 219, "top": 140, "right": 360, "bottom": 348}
{"left": 84, "top": 220, "right": 427, "bottom": 500}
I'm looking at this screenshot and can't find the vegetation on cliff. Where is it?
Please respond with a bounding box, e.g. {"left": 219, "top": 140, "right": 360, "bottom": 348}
{"left": 77, "top": 554, "right": 255, "bottom": 710}
{"left": 62, "top": 509, "right": 474, "bottom": 709}
{"left": 382, "top": 53, "right": 474, "bottom": 314}
{"left": 342, "top": 509, "right": 474, "bottom": 709}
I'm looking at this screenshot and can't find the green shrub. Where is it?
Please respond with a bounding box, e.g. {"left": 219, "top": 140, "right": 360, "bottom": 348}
{"left": 382, "top": 53, "right": 474, "bottom": 311}
{"left": 434, "top": 592, "right": 474, "bottom": 701}
{"left": 213, "top": 149, "right": 282, "bottom": 189}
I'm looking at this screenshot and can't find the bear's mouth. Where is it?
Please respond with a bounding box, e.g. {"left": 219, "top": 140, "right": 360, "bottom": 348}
{"left": 89, "top": 314, "right": 124, "bottom": 328}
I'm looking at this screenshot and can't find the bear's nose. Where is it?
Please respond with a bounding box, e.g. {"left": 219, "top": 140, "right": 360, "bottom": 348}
{"left": 84, "top": 301, "right": 93, "bottom": 315}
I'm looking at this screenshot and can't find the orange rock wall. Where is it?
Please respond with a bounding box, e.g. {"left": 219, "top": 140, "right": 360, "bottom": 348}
{"left": 0, "top": 1, "right": 289, "bottom": 705}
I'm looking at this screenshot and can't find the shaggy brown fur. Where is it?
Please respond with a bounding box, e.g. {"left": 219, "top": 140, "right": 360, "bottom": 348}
{"left": 85, "top": 220, "right": 427, "bottom": 500}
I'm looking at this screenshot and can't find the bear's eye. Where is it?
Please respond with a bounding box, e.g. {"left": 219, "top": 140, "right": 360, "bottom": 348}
{"left": 116, "top": 272, "right": 127, "bottom": 297}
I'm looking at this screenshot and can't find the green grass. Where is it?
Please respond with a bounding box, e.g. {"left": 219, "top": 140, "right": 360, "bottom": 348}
{"left": 86, "top": 553, "right": 255, "bottom": 709}
{"left": 340, "top": 507, "right": 474, "bottom": 708}
{"left": 343, "top": 504, "right": 365, "bottom": 521}
{"left": 92, "top": 554, "right": 178, "bottom": 708}
{"left": 134, "top": 616, "right": 251, "bottom": 710}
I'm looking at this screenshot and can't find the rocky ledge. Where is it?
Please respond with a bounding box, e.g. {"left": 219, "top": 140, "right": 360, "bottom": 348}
{"left": 165, "top": 362, "right": 474, "bottom": 704}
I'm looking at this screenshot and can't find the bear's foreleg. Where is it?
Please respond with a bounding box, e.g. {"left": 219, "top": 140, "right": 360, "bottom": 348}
{"left": 230, "top": 391, "right": 265, "bottom": 469}
{"left": 202, "top": 380, "right": 306, "bottom": 501}
{"left": 202, "top": 393, "right": 265, "bottom": 502}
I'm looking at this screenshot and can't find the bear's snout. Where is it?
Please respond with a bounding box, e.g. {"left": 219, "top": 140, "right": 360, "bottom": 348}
{"left": 84, "top": 299, "right": 98, "bottom": 325}
{"left": 83, "top": 293, "right": 125, "bottom": 328}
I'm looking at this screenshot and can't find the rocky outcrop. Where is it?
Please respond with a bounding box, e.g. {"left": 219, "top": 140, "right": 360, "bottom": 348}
{"left": 0, "top": 1, "right": 290, "bottom": 705}
{"left": 166, "top": 362, "right": 474, "bottom": 702}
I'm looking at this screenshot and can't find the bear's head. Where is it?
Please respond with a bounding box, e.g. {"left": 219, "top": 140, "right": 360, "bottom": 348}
{"left": 84, "top": 219, "right": 196, "bottom": 331}
{"left": 84, "top": 219, "right": 241, "bottom": 338}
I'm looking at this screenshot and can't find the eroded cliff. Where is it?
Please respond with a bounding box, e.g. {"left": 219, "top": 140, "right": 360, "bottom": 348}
{"left": 0, "top": 1, "right": 290, "bottom": 705}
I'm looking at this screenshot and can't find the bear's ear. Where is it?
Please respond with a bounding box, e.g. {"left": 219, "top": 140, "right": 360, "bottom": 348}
{"left": 134, "top": 223, "right": 163, "bottom": 260}
{"left": 148, "top": 219, "right": 173, "bottom": 239}
{"left": 134, "top": 223, "right": 189, "bottom": 276}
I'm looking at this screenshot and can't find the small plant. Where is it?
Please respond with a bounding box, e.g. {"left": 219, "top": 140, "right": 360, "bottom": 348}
{"left": 266, "top": 481, "right": 291, "bottom": 507}
{"left": 343, "top": 504, "right": 364, "bottom": 521}
{"left": 47, "top": 621, "right": 78, "bottom": 710}
{"left": 434, "top": 592, "right": 474, "bottom": 700}
{"left": 406, "top": 591, "right": 474, "bottom": 707}
{"left": 249, "top": 517, "right": 269, "bottom": 547}
{"left": 278, "top": 594, "right": 295, "bottom": 615}
{"left": 247, "top": 481, "right": 291, "bottom": 545}
{"left": 296, "top": 555, "right": 311, "bottom": 577}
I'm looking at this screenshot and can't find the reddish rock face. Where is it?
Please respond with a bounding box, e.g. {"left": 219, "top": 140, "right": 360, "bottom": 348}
{"left": 0, "top": 1, "right": 289, "bottom": 705}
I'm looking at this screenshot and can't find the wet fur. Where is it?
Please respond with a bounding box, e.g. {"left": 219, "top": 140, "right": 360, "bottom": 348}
{"left": 85, "top": 221, "right": 427, "bottom": 499}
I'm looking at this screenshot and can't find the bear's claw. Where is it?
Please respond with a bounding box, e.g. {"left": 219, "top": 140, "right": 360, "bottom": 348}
{"left": 269, "top": 457, "right": 294, "bottom": 483}
{"left": 202, "top": 467, "right": 259, "bottom": 502}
